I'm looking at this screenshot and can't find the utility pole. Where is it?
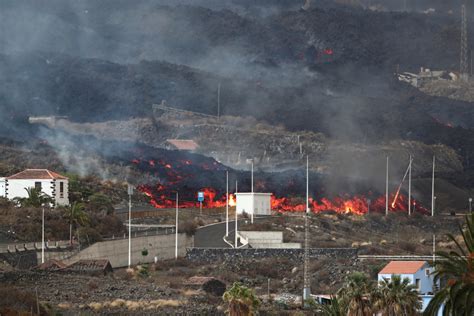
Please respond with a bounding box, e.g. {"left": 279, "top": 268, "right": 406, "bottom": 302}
{"left": 408, "top": 155, "right": 412, "bottom": 215}
{"left": 251, "top": 161, "right": 254, "bottom": 224}
{"left": 175, "top": 192, "right": 179, "bottom": 259}
{"left": 235, "top": 180, "right": 238, "bottom": 248}
{"left": 41, "top": 207, "right": 45, "bottom": 264}
{"left": 431, "top": 156, "right": 436, "bottom": 217}
{"left": 461, "top": 4, "right": 469, "bottom": 81}
{"left": 226, "top": 170, "right": 229, "bottom": 237}
{"left": 306, "top": 155, "right": 309, "bottom": 215}
{"left": 217, "top": 83, "right": 221, "bottom": 119}
{"left": 469, "top": 197, "right": 472, "bottom": 213}
{"left": 367, "top": 198, "right": 371, "bottom": 215}
{"left": 128, "top": 184, "right": 133, "bottom": 267}
{"left": 385, "top": 156, "right": 389, "bottom": 216}
{"left": 432, "top": 234, "right": 436, "bottom": 264}
{"left": 303, "top": 155, "right": 311, "bottom": 306}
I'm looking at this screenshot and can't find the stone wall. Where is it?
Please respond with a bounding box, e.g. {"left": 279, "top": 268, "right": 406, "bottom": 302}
{"left": 0, "top": 250, "right": 38, "bottom": 269}
{"left": 186, "top": 247, "right": 357, "bottom": 263}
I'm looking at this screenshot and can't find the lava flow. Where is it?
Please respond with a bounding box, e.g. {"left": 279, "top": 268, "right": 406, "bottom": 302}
{"left": 131, "top": 153, "right": 427, "bottom": 215}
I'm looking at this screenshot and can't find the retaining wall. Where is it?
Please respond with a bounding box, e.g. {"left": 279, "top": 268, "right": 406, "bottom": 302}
{"left": 64, "top": 233, "right": 193, "bottom": 268}
{"left": 186, "top": 247, "right": 357, "bottom": 263}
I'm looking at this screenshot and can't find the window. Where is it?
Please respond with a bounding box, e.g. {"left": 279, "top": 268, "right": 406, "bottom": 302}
{"left": 416, "top": 279, "right": 421, "bottom": 290}
{"left": 425, "top": 269, "right": 431, "bottom": 276}
{"left": 35, "top": 182, "right": 42, "bottom": 191}
{"left": 59, "top": 182, "right": 64, "bottom": 198}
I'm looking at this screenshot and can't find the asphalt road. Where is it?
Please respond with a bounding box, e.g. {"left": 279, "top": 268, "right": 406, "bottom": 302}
{"left": 194, "top": 217, "right": 265, "bottom": 248}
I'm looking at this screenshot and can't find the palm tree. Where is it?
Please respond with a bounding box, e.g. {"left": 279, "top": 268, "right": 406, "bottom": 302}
{"left": 315, "top": 295, "right": 346, "bottom": 316}
{"left": 337, "top": 272, "right": 374, "bottom": 316}
{"left": 374, "top": 275, "right": 421, "bottom": 316}
{"left": 424, "top": 213, "right": 474, "bottom": 316}
{"left": 13, "top": 187, "right": 53, "bottom": 208}
{"left": 64, "top": 202, "right": 88, "bottom": 245}
{"left": 222, "top": 282, "right": 260, "bottom": 316}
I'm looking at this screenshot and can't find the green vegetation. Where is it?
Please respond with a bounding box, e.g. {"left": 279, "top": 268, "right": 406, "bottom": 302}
{"left": 314, "top": 272, "right": 421, "bottom": 316}
{"left": 13, "top": 187, "right": 53, "bottom": 208}
{"left": 424, "top": 213, "right": 474, "bottom": 316}
{"left": 223, "top": 282, "right": 260, "bottom": 316}
{"left": 64, "top": 202, "right": 89, "bottom": 245}
{"left": 0, "top": 174, "right": 125, "bottom": 244}
{"left": 375, "top": 275, "right": 421, "bottom": 315}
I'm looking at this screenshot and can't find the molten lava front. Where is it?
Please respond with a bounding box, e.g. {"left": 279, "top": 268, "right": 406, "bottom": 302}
{"left": 131, "top": 154, "right": 427, "bottom": 215}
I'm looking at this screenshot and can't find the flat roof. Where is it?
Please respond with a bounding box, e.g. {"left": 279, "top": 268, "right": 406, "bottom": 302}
{"left": 235, "top": 192, "right": 272, "bottom": 196}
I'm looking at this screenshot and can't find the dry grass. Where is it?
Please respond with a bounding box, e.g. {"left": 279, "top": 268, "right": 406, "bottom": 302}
{"left": 83, "top": 299, "right": 183, "bottom": 311}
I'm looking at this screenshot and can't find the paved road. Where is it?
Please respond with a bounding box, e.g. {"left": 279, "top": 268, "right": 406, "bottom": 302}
{"left": 194, "top": 217, "right": 265, "bottom": 248}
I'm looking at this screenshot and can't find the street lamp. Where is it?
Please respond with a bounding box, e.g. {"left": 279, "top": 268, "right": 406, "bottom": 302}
{"left": 175, "top": 191, "right": 179, "bottom": 259}
{"left": 127, "top": 184, "right": 134, "bottom": 268}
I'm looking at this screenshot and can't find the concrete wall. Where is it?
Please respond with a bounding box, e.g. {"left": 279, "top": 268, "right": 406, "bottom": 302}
{"left": 186, "top": 248, "right": 357, "bottom": 263}
{"left": 63, "top": 233, "right": 193, "bottom": 268}
{"left": 5, "top": 179, "right": 69, "bottom": 206}
{"left": 239, "top": 231, "right": 301, "bottom": 249}
{"left": 0, "top": 178, "right": 5, "bottom": 197}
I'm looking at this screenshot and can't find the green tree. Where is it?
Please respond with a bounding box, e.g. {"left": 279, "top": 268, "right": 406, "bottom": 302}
{"left": 64, "top": 202, "right": 89, "bottom": 245}
{"left": 374, "top": 275, "right": 422, "bottom": 316}
{"left": 222, "top": 282, "right": 260, "bottom": 316}
{"left": 424, "top": 213, "right": 474, "bottom": 316}
{"left": 13, "top": 187, "right": 53, "bottom": 208}
{"left": 337, "top": 272, "right": 374, "bottom": 316}
{"left": 314, "top": 295, "right": 345, "bottom": 316}
{"left": 88, "top": 193, "right": 114, "bottom": 215}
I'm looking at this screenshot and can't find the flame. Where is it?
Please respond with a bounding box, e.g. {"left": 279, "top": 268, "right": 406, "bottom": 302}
{"left": 324, "top": 48, "right": 334, "bottom": 55}
{"left": 131, "top": 155, "right": 427, "bottom": 215}
{"left": 229, "top": 194, "right": 236, "bottom": 207}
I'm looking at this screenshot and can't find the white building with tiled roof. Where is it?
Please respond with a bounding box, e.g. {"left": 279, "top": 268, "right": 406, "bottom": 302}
{"left": 0, "top": 169, "right": 69, "bottom": 206}
{"left": 378, "top": 261, "right": 443, "bottom": 314}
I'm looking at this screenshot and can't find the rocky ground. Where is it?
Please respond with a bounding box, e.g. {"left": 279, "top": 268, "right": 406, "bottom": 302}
{"left": 1, "top": 209, "right": 468, "bottom": 314}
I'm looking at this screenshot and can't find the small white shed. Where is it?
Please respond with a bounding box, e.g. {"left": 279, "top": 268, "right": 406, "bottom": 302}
{"left": 235, "top": 193, "right": 272, "bottom": 216}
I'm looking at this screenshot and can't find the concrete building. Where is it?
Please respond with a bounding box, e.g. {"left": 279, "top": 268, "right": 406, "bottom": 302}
{"left": 235, "top": 192, "right": 272, "bottom": 216}
{"left": 1, "top": 169, "right": 69, "bottom": 206}
{"left": 378, "top": 261, "right": 443, "bottom": 314}
{"left": 378, "top": 261, "right": 437, "bottom": 294}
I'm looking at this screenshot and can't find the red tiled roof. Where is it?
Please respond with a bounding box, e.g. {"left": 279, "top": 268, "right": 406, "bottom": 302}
{"left": 7, "top": 169, "right": 68, "bottom": 180}
{"left": 379, "top": 261, "right": 427, "bottom": 274}
{"left": 166, "top": 139, "right": 199, "bottom": 151}
{"left": 63, "top": 259, "right": 113, "bottom": 272}
{"left": 35, "top": 259, "right": 67, "bottom": 271}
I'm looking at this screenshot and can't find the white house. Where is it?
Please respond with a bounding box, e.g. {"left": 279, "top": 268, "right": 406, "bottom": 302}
{"left": 1, "top": 169, "right": 69, "bottom": 206}
{"left": 378, "top": 261, "right": 443, "bottom": 314}
{"left": 235, "top": 193, "right": 272, "bottom": 216}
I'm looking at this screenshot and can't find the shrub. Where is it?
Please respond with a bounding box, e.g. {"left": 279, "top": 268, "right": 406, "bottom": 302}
{"left": 179, "top": 220, "right": 197, "bottom": 236}
{"left": 0, "top": 287, "right": 47, "bottom": 315}
{"left": 399, "top": 241, "right": 418, "bottom": 253}
{"left": 77, "top": 226, "right": 103, "bottom": 246}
